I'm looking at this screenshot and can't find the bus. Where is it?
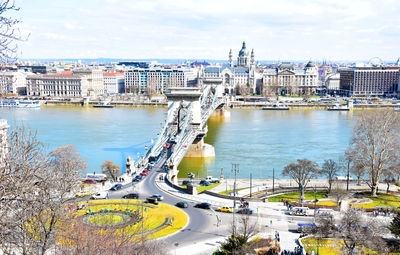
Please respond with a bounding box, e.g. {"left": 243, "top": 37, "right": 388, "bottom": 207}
{"left": 85, "top": 173, "right": 107, "bottom": 182}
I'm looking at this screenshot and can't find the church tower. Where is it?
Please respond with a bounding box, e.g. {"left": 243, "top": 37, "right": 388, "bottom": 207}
{"left": 228, "top": 49, "right": 233, "bottom": 67}
{"left": 250, "top": 49, "right": 255, "bottom": 67}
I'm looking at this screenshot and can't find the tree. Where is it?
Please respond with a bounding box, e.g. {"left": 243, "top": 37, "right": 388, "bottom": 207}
{"left": 348, "top": 110, "right": 400, "bottom": 196}
{"left": 101, "top": 160, "right": 121, "bottom": 181}
{"left": 321, "top": 159, "right": 339, "bottom": 193}
{"left": 389, "top": 212, "right": 400, "bottom": 238}
{"left": 351, "top": 159, "right": 366, "bottom": 186}
{"left": 0, "top": 0, "right": 25, "bottom": 63}
{"left": 0, "top": 127, "right": 87, "bottom": 255}
{"left": 316, "top": 210, "right": 389, "bottom": 255}
{"left": 282, "top": 158, "right": 320, "bottom": 205}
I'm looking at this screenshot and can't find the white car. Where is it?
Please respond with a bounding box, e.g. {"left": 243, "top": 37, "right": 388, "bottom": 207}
{"left": 91, "top": 192, "right": 108, "bottom": 199}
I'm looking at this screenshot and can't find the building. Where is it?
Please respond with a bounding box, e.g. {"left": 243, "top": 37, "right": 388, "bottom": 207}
{"left": 325, "top": 73, "right": 340, "bottom": 94}
{"left": 26, "top": 73, "right": 89, "bottom": 98}
{"left": 124, "top": 68, "right": 198, "bottom": 94}
{"left": 103, "top": 72, "right": 124, "bottom": 94}
{"left": 198, "top": 41, "right": 258, "bottom": 94}
{"left": 72, "top": 68, "right": 104, "bottom": 97}
{"left": 0, "top": 119, "right": 9, "bottom": 168}
{"left": 339, "top": 68, "right": 399, "bottom": 96}
{"left": 261, "top": 61, "right": 319, "bottom": 96}
{"left": 0, "top": 71, "right": 30, "bottom": 95}
{"left": 118, "top": 62, "right": 149, "bottom": 68}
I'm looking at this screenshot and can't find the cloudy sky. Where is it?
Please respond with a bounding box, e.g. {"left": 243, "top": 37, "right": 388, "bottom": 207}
{"left": 13, "top": 0, "right": 400, "bottom": 61}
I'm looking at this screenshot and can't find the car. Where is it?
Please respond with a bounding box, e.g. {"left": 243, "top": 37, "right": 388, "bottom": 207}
{"left": 146, "top": 197, "right": 159, "bottom": 205}
{"left": 194, "top": 202, "right": 211, "bottom": 209}
{"left": 132, "top": 175, "right": 143, "bottom": 182}
{"left": 141, "top": 170, "right": 149, "bottom": 176}
{"left": 75, "top": 190, "right": 94, "bottom": 197}
{"left": 122, "top": 193, "right": 139, "bottom": 199}
{"left": 182, "top": 180, "right": 193, "bottom": 186}
{"left": 164, "top": 143, "right": 171, "bottom": 149}
{"left": 91, "top": 192, "right": 108, "bottom": 199}
{"left": 200, "top": 180, "right": 210, "bottom": 186}
{"left": 109, "top": 184, "right": 123, "bottom": 191}
{"left": 176, "top": 201, "right": 188, "bottom": 208}
{"left": 150, "top": 194, "right": 164, "bottom": 201}
{"left": 237, "top": 208, "right": 253, "bottom": 215}
{"left": 170, "top": 138, "right": 176, "bottom": 144}
{"left": 216, "top": 206, "right": 233, "bottom": 213}
{"left": 83, "top": 179, "right": 97, "bottom": 184}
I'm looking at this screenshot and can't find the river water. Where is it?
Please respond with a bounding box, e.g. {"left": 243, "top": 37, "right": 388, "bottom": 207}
{"left": 0, "top": 106, "right": 357, "bottom": 179}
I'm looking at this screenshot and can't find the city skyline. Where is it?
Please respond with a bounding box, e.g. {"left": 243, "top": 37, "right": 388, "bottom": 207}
{"left": 14, "top": 0, "right": 400, "bottom": 61}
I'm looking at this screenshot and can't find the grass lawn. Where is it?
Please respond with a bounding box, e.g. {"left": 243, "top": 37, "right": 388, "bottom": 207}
{"left": 219, "top": 187, "right": 248, "bottom": 195}
{"left": 350, "top": 192, "right": 400, "bottom": 209}
{"left": 71, "top": 200, "right": 188, "bottom": 239}
{"left": 316, "top": 200, "right": 338, "bottom": 207}
{"left": 89, "top": 214, "right": 124, "bottom": 226}
{"left": 180, "top": 182, "right": 221, "bottom": 193}
{"left": 267, "top": 191, "right": 328, "bottom": 202}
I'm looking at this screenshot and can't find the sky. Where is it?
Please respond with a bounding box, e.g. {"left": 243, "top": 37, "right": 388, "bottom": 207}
{"left": 12, "top": 0, "right": 400, "bottom": 61}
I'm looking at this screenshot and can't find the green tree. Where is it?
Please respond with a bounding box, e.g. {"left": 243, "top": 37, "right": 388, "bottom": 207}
{"left": 101, "top": 160, "right": 121, "bottom": 181}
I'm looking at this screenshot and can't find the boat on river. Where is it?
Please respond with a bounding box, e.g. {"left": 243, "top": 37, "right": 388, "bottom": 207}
{"left": 93, "top": 100, "right": 114, "bottom": 108}
{"left": 327, "top": 103, "right": 350, "bottom": 111}
{"left": 262, "top": 104, "right": 290, "bottom": 110}
{"left": 0, "top": 100, "right": 41, "bottom": 108}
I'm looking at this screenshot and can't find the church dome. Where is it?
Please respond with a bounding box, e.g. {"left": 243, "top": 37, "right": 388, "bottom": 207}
{"left": 305, "top": 61, "right": 315, "bottom": 68}
{"left": 238, "top": 41, "right": 249, "bottom": 56}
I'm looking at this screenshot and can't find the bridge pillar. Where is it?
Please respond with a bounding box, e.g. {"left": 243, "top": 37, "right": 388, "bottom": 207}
{"left": 167, "top": 165, "right": 179, "bottom": 185}
{"left": 165, "top": 87, "right": 202, "bottom": 126}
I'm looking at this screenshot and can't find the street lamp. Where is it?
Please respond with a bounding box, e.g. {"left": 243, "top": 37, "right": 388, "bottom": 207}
{"left": 232, "top": 163, "right": 239, "bottom": 236}
{"left": 313, "top": 186, "right": 317, "bottom": 220}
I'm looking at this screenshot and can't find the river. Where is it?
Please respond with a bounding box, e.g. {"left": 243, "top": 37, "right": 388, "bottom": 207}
{"left": 0, "top": 106, "right": 357, "bottom": 179}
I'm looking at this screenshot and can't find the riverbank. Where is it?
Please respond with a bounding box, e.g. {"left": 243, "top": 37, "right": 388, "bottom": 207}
{"left": 41, "top": 99, "right": 400, "bottom": 110}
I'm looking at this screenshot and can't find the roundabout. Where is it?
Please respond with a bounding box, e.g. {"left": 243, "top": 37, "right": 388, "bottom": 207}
{"left": 57, "top": 199, "right": 188, "bottom": 246}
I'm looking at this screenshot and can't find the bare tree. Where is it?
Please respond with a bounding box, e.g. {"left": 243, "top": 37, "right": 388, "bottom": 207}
{"left": 321, "top": 159, "right": 339, "bottom": 193}
{"left": 282, "top": 158, "right": 321, "bottom": 205}
{"left": 348, "top": 110, "right": 400, "bottom": 196}
{"left": 0, "top": 127, "right": 87, "bottom": 255}
{"left": 315, "top": 210, "right": 389, "bottom": 255}
{"left": 101, "top": 160, "right": 121, "bottom": 181}
{"left": 0, "top": 0, "right": 26, "bottom": 63}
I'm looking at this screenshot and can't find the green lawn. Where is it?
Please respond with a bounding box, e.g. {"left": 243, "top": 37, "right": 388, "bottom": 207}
{"left": 350, "top": 192, "right": 400, "bottom": 209}
{"left": 180, "top": 182, "right": 221, "bottom": 193}
{"left": 267, "top": 191, "right": 328, "bottom": 202}
{"left": 219, "top": 187, "right": 248, "bottom": 195}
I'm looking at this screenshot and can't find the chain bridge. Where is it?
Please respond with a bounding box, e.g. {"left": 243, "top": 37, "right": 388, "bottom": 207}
{"left": 135, "top": 85, "right": 226, "bottom": 184}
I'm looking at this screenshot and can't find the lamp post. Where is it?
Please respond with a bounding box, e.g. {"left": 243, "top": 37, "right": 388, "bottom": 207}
{"left": 314, "top": 186, "right": 317, "bottom": 220}
{"left": 232, "top": 163, "right": 239, "bottom": 236}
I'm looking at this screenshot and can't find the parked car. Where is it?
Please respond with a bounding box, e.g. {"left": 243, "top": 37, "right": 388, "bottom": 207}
{"left": 109, "top": 184, "right": 123, "bottom": 191}
{"left": 164, "top": 143, "right": 171, "bottom": 149}
{"left": 194, "top": 202, "right": 211, "bottom": 209}
{"left": 83, "top": 179, "right": 97, "bottom": 184}
{"left": 200, "top": 180, "right": 210, "bottom": 186}
{"left": 91, "top": 192, "right": 108, "bottom": 199}
{"left": 237, "top": 208, "right": 253, "bottom": 215}
{"left": 146, "top": 197, "right": 159, "bottom": 205}
{"left": 75, "top": 190, "right": 94, "bottom": 197}
{"left": 216, "top": 206, "right": 233, "bottom": 213}
{"left": 176, "top": 201, "right": 188, "bottom": 208}
{"left": 141, "top": 170, "right": 149, "bottom": 176}
{"left": 150, "top": 194, "right": 164, "bottom": 201}
{"left": 182, "top": 180, "right": 193, "bottom": 186}
{"left": 122, "top": 193, "right": 140, "bottom": 199}
{"left": 132, "top": 175, "right": 143, "bottom": 182}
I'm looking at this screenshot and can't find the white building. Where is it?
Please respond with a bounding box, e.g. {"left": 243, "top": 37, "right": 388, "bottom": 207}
{"left": 72, "top": 68, "right": 104, "bottom": 97}
{"left": 325, "top": 73, "right": 340, "bottom": 92}
{"left": 198, "top": 41, "right": 259, "bottom": 94}
{"left": 124, "top": 68, "right": 198, "bottom": 94}
{"left": 262, "top": 62, "right": 319, "bottom": 96}
{"left": 103, "top": 72, "right": 124, "bottom": 94}
{"left": 26, "top": 73, "right": 89, "bottom": 98}
{"left": 0, "top": 71, "right": 30, "bottom": 95}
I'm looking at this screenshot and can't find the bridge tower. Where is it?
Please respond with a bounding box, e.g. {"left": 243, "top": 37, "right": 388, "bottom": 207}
{"left": 164, "top": 87, "right": 203, "bottom": 184}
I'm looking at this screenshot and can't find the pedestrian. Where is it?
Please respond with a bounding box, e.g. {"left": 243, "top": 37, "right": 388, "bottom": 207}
{"left": 106, "top": 192, "right": 109, "bottom": 199}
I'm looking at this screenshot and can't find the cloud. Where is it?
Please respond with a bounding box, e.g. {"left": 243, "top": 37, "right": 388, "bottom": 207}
{"left": 16, "top": 0, "right": 400, "bottom": 61}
